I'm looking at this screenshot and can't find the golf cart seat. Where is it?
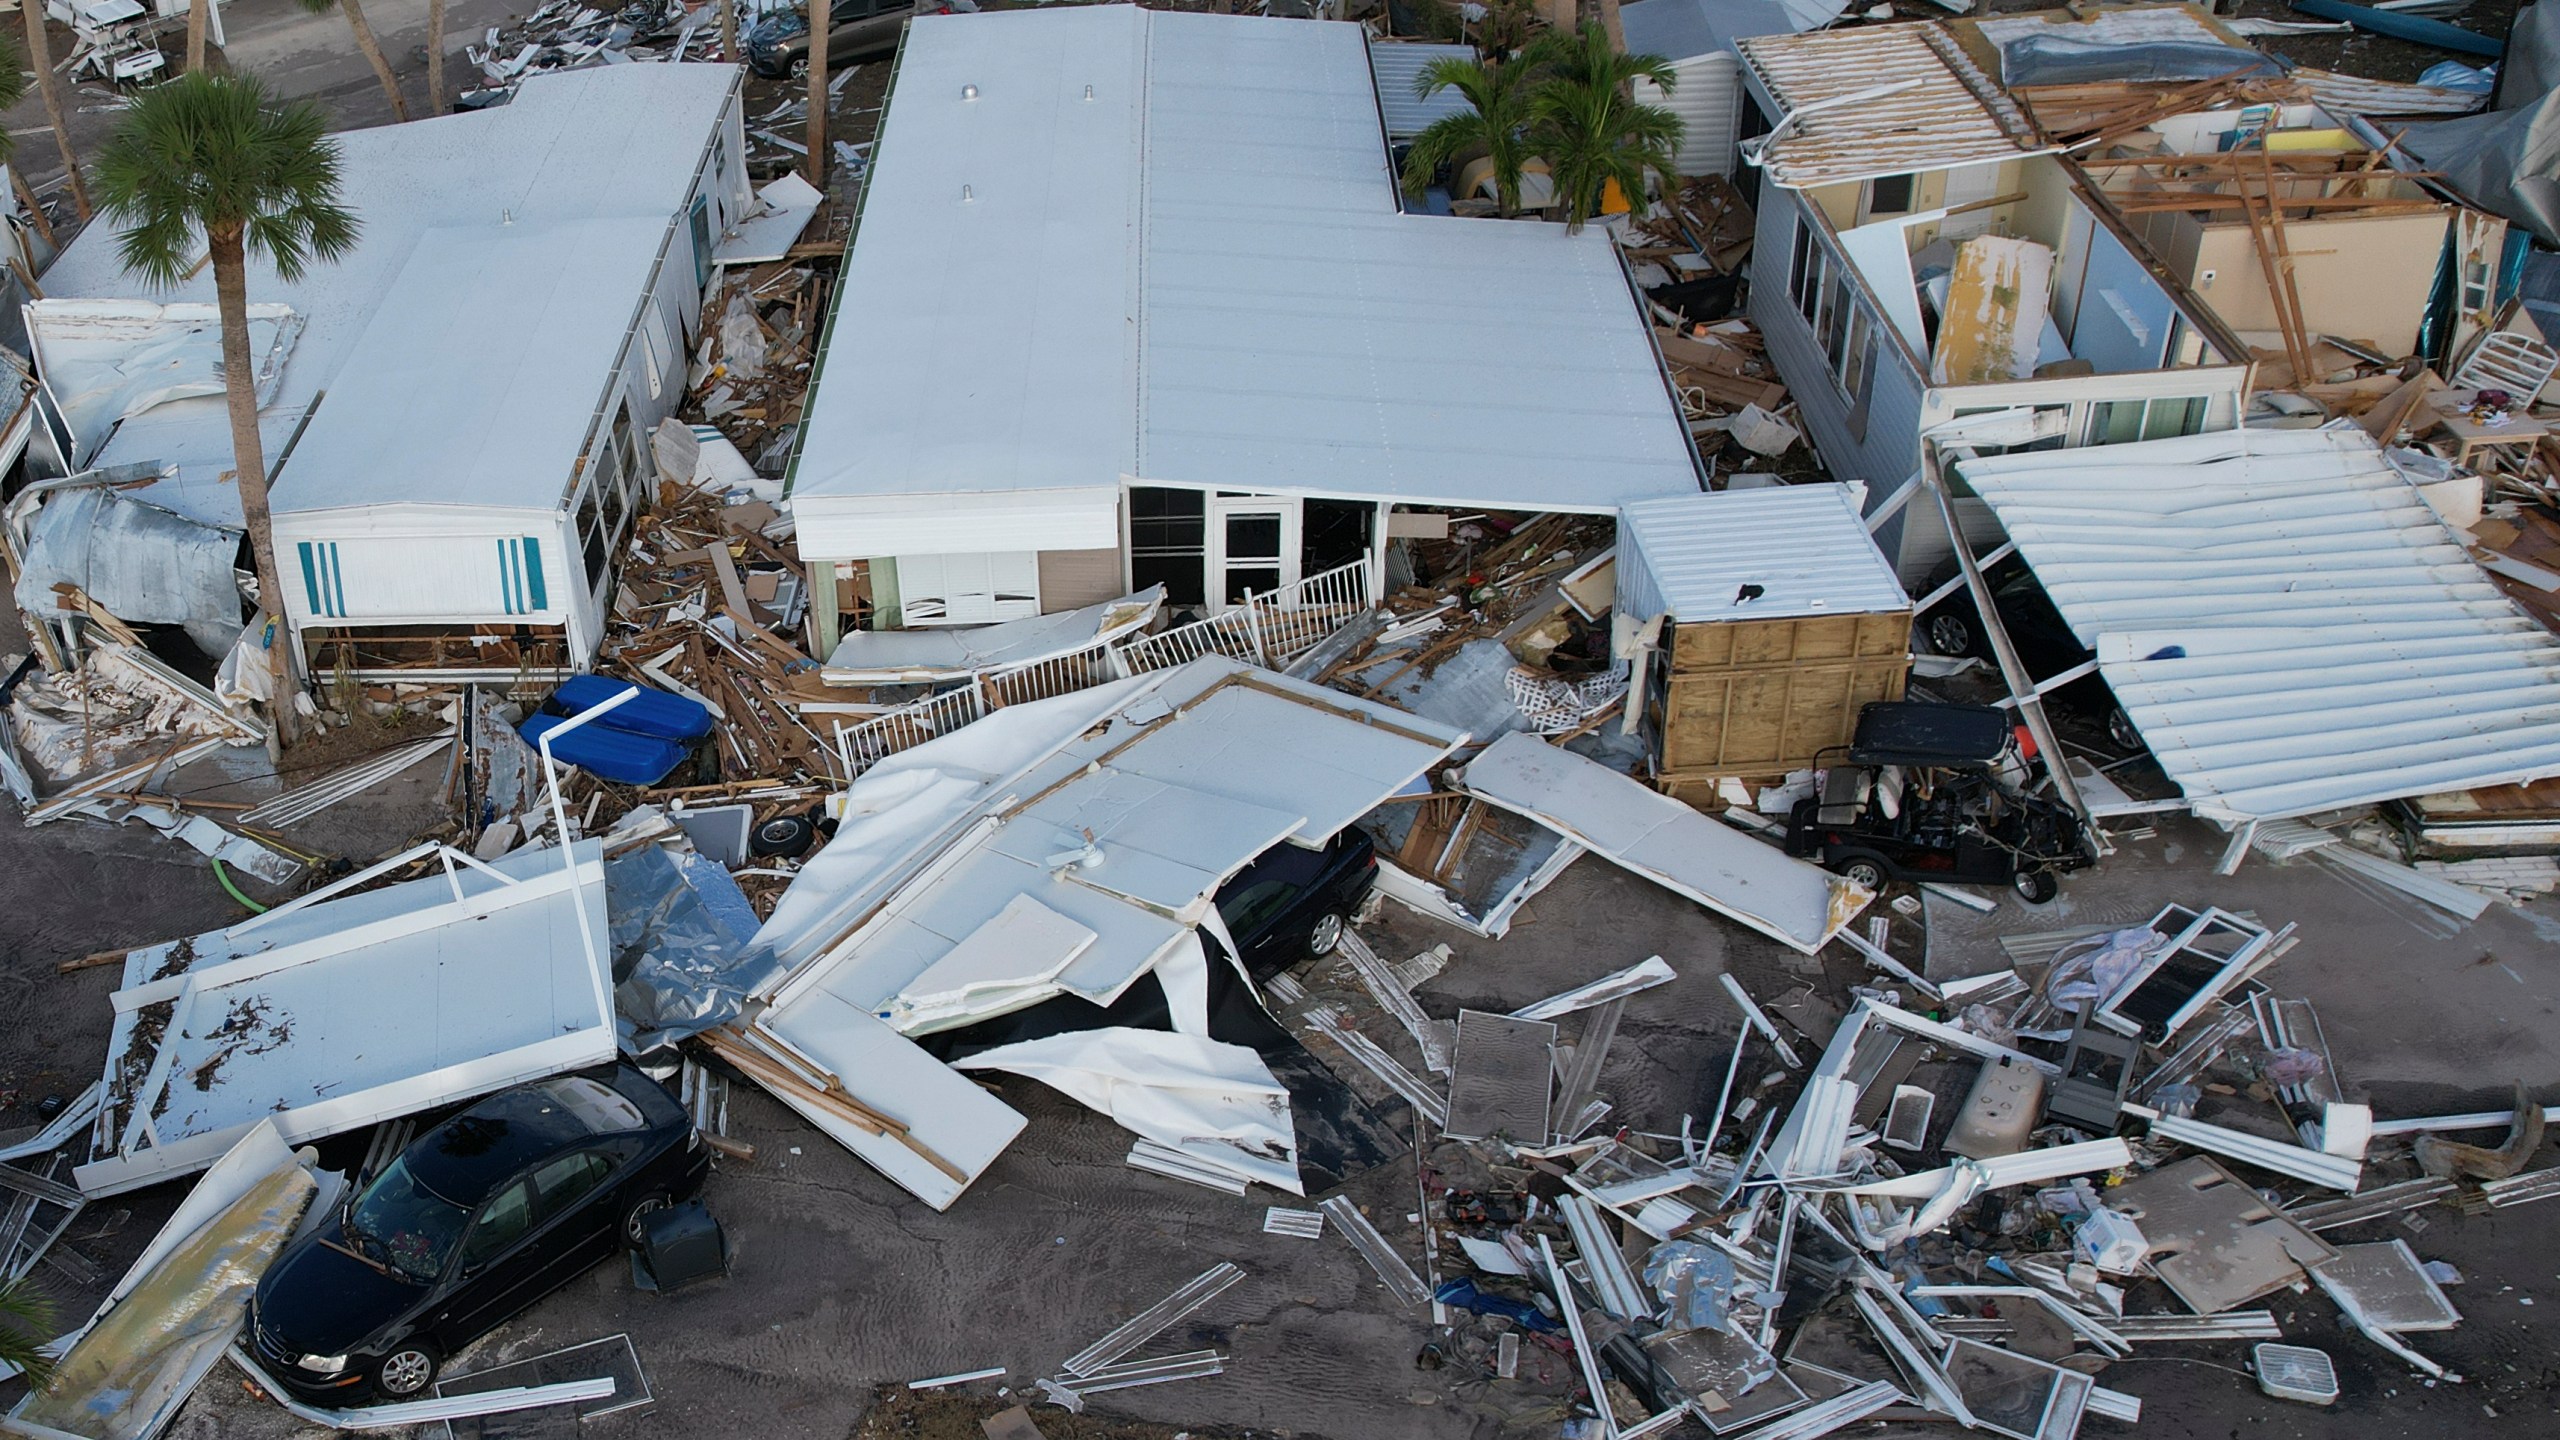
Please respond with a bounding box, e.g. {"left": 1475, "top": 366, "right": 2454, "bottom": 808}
{"left": 1847, "top": 702, "right": 2013, "bottom": 769}
{"left": 1817, "top": 766, "right": 1871, "bottom": 826}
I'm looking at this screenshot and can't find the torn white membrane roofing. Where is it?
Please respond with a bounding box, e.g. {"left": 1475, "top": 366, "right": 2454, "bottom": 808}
{"left": 77, "top": 842, "right": 616, "bottom": 1198}
{"left": 740, "top": 656, "right": 1466, "bottom": 1204}
{"left": 1955, "top": 426, "right": 2560, "bottom": 822}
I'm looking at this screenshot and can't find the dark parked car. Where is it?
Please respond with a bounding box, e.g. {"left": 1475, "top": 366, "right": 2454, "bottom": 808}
{"left": 1915, "top": 554, "right": 2144, "bottom": 754}
{"left": 745, "top": 0, "right": 936, "bottom": 80}
{"left": 249, "top": 1066, "right": 709, "bottom": 1401}
{"left": 1215, "top": 828, "right": 1377, "bottom": 981}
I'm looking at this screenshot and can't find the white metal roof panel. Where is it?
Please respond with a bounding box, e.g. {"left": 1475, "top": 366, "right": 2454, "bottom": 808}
{"left": 39, "top": 64, "right": 737, "bottom": 515}
{"left": 276, "top": 218, "right": 667, "bottom": 515}
{"left": 1735, "top": 22, "right": 2045, "bottom": 188}
{"left": 1367, "top": 41, "right": 1477, "bottom": 141}
{"left": 1953, "top": 426, "right": 2560, "bottom": 822}
{"left": 1618, "top": 483, "right": 1910, "bottom": 623}
{"left": 789, "top": 9, "right": 1701, "bottom": 526}
{"left": 1621, "top": 0, "right": 1841, "bottom": 64}
{"left": 1460, "top": 731, "right": 1870, "bottom": 952}
{"left": 75, "top": 844, "right": 615, "bottom": 1196}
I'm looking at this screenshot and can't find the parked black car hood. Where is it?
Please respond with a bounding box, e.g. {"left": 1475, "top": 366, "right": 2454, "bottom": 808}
{"left": 256, "top": 1216, "right": 429, "bottom": 1356}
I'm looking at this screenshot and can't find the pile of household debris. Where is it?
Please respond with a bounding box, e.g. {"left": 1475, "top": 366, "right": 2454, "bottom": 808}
{"left": 460, "top": 0, "right": 735, "bottom": 107}
{"left": 1258, "top": 888, "right": 2551, "bottom": 1439}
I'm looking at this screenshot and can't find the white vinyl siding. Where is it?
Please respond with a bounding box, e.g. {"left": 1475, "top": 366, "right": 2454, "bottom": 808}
{"left": 897, "top": 551, "right": 1040, "bottom": 626}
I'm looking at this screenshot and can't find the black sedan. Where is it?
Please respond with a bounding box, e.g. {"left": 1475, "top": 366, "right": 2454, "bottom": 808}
{"left": 1215, "top": 828, "right": 1377, "bottom": 981}
{"left": 250, "top": 1066, "right": 709, "bottom": 1401}
{"left": 745, "top": 0, "right": 934, "bottom": 80}
{"left": 1915, "top": 554, "right": 2144, "bottom": 754}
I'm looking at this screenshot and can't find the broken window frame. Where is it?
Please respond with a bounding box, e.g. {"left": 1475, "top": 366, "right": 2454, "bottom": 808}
{"left": 2091, "top": 903, "right": 2274, "bottom": 1040}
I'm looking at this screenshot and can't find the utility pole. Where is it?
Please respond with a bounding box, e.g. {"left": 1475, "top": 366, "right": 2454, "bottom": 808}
{"left": 804, "top": 1, "right": 830, "bottom": 191}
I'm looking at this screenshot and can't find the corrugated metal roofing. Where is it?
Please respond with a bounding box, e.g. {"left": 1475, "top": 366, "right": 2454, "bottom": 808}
{"left": 790, "top": 9, "right": 1703, "bottom": 530}
{"left": 1734, "top": 22, "right": 2046, "bottom": 188}
{"left": 1954, "top": 427, "right": 2560, "bottom": 822}
{"left": 1618, "top": 483, "right": 1909, "bottom": 623}
{"left": 1368, "top": 40, "right": 1477, "bottom": 142}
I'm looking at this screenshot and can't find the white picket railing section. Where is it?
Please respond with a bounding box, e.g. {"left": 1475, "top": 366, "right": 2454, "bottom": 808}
{"left": 832, "top": 560, "right": 1372, "bottom": 779}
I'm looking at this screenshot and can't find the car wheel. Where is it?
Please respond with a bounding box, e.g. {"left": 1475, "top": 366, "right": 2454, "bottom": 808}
{"left": 1925, "top": 612, "right": 1975, "bottom": 658}
{"left": 624, "top": 1191, "right": 674, "bottom": 1249}
{"left": 1306, "top": 912, "right": 1345, "bottom": 958}
{"left": 2013, "top": 869, "right": 2060, "bottom": 905}
{"left": 788, "top": 55, "right": 808, "bottom": 81}
{"left": 375, "top": 1342, "right": 439, "bottom": 1398}
{"left": 1836, "top": 857, "right": 1889, "bottom": 892}
{"left": 2105, "top": 706, "right": 2144, "bottom": 754}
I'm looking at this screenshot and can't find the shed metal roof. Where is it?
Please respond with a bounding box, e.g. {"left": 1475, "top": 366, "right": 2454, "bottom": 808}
{"left": 1367, "top": 40, "right": 1477, "bottom": 141}
{"left": 1954, "top": 427, "right": 2560, "bottom": 822}
{"left": 789, "top": 8, "right": 1702, "bottom": 525}
{"left": 1618, "top": 483, "right": 1910, "bottom": 623}
{"left": 1734, "top": 21, "right": 2046, "bottom": 188}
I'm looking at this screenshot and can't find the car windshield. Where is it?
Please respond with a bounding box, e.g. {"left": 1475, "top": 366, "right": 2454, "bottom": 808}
{"left": 345, "top": 1157, "right": 471, "bottom": 1283}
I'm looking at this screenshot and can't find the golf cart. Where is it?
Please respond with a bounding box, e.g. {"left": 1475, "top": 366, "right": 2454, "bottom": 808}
{"left": 1784, "top": 701, "right": 2092, "bottom": 904}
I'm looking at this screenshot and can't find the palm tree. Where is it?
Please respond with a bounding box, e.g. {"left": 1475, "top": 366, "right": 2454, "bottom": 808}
{"left": 1400, "top": 54, "right": 1545, "bottom": 218}
{"left": 1525, "top": 22, "right": 1681, "bottom": 230}
{"left": 297, "top": 0, "right": 411, "bottom": 122}
{"left": 20, "top": 4, "right": 90, "bottom": 219}
{"left": 96, "top": 73, "right": 361, "bottom": 746}
{"left": 0, "top": 1276, "right": 55, "bottom": 1391}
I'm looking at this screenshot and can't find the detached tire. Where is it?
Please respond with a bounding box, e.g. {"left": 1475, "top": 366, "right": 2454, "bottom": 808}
{"left": 751, "top": 814, "right": 818, "bottom": 859}
{"left": 2013, "top": 869, "right": 2060, "bottom": 905}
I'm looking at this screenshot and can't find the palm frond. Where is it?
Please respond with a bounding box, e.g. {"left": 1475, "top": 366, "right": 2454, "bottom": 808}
{"left": 95, "top": 71, "right": 360, "bottom": 290}
{"left": 0, "top": 1276, "right": 58, "bottom": 1392}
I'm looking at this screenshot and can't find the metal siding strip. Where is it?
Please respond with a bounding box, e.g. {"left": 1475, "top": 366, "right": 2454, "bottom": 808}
{"left": 328, "top": 542, "right": 348, "bottom": 618}
{"left": 499, "top": 538, "right": 520, "bottom": 616}
{"left": 523, "top": 537, "right": 550, "bottom": 612}
{"left": 298, "top": 542, "right": 326, "bottom": 617}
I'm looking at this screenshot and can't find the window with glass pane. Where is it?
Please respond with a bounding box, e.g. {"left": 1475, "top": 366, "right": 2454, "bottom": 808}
{"left": 1130, "top": 487, "right": 1206, "bottom": 607}
{"left": 530, "top": 1150, "right": 612, "bottom": 1225}
{"left": 462, "top": 1180, "right": 533, "bottom": 1267}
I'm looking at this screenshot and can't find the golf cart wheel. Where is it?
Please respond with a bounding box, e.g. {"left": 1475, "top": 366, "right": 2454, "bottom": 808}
{"left": 1306, "top": 911, "right": 1345, "bottom": 958}
{"left": 2013, "top": 869, "right": 2060, "bottom": 905}
{"left": 375, "top": 1342, "right": 440, "bottom": 1398}
{"left": 1925, "top": 612, "right": 1975, "bottom": 657}
{"left": 751, "top": 814, "right": 818, "bottom": 859}
{"left": 2105, "top": 706, "right": 2144, "bottom": 754}
{"left": 1835, "top": 856, "right": 1889, "bottom": 892}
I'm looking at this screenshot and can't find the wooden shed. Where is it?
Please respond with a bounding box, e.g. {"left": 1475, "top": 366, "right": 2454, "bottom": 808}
{"left": 1617, "top": 485, "right": 1912, "bottom": 798}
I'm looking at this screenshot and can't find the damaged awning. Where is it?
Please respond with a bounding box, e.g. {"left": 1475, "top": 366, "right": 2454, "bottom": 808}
{"left": 1457, "top": 731, "right": 1871, "bottom": 953}
{"left": 1952, "top": 427, "right": 2560, "bottom": 823}
{"left": 820, "top": 586, "right": 1164, "bottom": 684}
{"left": 11, "top": 478, "right": 246, "bottom": 658}
{"left": 75, "top": 841, "right": 616, "bottom": 1197}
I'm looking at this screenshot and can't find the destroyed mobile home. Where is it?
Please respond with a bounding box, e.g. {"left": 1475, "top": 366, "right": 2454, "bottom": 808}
{"left": 18, "top": 0, "right": 2560, "bottom": 1438}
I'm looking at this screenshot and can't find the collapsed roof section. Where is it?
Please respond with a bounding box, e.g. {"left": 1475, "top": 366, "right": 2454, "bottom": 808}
{"left": 732, "top": 654, "right": 1468, "bottom": 1206}
{"left": 1953, "top": 426, "right": 2560, "bottom": 822}
{"left": 76, "top": 842, "right": 616, "bottom": 1197}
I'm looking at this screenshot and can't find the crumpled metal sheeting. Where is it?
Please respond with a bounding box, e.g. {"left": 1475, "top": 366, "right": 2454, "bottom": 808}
{"left": 9, "top": 644, "right": 257, "bottom": 782}
{"left": 15, "top": 1161, "right": 315, "bottom": 1439}
{"left": 14, "top": 484, "right": 246, "bottom": 659}
{"left": 606, "top": 841, "right": 776, "bottom": 1052}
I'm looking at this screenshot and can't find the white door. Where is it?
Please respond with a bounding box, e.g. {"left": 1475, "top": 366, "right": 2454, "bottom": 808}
{"left": 1206, "top": 496, "right": 1300, "bottom": 614}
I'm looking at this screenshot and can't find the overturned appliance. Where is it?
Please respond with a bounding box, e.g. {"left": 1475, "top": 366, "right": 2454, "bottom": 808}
{"left": 1786, "top": 701, "right": 2094, "bottom": 903}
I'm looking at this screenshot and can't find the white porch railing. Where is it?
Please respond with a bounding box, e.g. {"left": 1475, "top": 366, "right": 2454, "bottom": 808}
{"left": 832, "top": 560, "right": 1372, "bottom": 779}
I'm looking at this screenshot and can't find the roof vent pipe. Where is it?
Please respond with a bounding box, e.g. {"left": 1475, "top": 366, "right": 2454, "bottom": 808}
{"left": 963, "top": 83, "right": 978, "bottom": 100}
